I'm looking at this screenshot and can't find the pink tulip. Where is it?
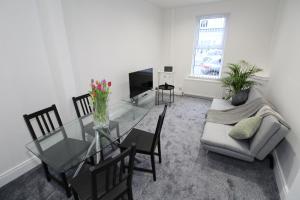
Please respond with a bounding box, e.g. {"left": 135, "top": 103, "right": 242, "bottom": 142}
{"left": 97, "top": 84, "right": 102, "bottom": 90}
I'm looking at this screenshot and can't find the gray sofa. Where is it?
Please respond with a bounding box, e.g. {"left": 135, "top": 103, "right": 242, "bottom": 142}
{"left": 200, "top": 88, "right": 289, "bottom": 162}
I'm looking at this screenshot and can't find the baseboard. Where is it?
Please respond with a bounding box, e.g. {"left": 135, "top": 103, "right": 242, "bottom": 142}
{"left": 0, "top": 157, "right": 40, "bottom": 188}
{"left": 174, "top": 91, "right": 184, "bottom": 96}
{"left": 183, "top": 93, "right": 213, "bottom": 100}
{"left": 273, "top": 150, "right": 289, "bottom": 200}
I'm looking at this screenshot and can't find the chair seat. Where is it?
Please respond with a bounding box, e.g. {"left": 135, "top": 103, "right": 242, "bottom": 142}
{"left": 41, "top": 138, "right": 91, "bottom": 170}
{"left": 119, "top": 128, "right": 154, "bottom": 153}
{"left": 70, "top": 160, "right": 128, "bottom": 200}
{"left": 201, "top": 122, "right": 251, "bottom": 156}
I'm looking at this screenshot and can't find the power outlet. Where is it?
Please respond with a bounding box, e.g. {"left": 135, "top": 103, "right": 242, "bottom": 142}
{"left": 176, "top": 87, "right": 184, "bottom": 96}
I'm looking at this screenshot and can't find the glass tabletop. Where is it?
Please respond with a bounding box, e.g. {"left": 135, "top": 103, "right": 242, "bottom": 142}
{"left": 26, "top": 99, "right": 154, "bottom": 172}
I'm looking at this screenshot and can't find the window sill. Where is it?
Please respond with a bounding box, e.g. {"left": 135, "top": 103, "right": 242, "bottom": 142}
{"left": 186, "top": 75, "right": 221, "bottom": 83}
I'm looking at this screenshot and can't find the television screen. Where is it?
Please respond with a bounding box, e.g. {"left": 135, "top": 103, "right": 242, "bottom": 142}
{"left": 129, "top": 68, "right": 153, "bottom": 98}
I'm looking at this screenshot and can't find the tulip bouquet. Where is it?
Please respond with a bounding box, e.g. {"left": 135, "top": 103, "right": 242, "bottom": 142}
{"left": 90, "top": 79, "right": 112, "bottom": 127}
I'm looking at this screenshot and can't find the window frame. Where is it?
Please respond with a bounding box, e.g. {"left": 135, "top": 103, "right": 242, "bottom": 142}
{"left": 191, "top": 14, "right": 229, "bottom": 79}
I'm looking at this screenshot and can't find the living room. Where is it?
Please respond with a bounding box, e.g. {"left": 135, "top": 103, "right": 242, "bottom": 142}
{"left": 0, "top": 0, "right": 299, "bottom": 199}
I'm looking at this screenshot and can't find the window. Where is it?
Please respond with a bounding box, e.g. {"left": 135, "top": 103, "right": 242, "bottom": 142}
{"left": 191, "top": 15, "right": 227, "bottom": 79}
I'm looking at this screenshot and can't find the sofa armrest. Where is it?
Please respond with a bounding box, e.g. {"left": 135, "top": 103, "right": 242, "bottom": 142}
{"left": 250, "top": 115, "right": 281, "bottom": 155}
{"left": 255, "top": 125, "right": 289, "bottom": 160}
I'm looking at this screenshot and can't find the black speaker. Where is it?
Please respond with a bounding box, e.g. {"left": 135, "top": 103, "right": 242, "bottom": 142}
{"left": 164, "top": 66, "right": 173, "bottom": 72}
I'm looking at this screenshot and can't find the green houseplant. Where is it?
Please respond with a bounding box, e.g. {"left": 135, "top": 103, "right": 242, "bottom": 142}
{"left": 221, "top": 60, "right": 262, "bottom": 105}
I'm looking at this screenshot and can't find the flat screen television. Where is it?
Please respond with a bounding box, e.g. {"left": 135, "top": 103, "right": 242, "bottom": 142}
{"left": 129, "top": 68, "right": 153, "bottom": 98}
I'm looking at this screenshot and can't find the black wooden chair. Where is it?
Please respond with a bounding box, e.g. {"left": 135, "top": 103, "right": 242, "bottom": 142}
{"left": 72, "top": 94, "right": 120, "bottom": 137}
{"left": 23, "top": 104, "right": 63, "bottom": 140}
{"left": 72, "top": 94, "right": 93, "bottom": 118}
{"left": 72, "top": 94, "right": 120, "bottom": 160}
{"left": 119, "top": 105, "right": 167, "bottom": 181}
{"left": 71, "top": 144, "right": 136, "bottom": 200}
{"left": 23, "top": 104, "right": 88, "bottom": 197}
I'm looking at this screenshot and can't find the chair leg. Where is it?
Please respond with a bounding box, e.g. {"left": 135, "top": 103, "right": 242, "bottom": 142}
{"left": 267, "top": 154, "right": 274, "bottom": 169}
{"left": 158, "top": 140, "right": 162, "bottom": 164}
{"left": 121, "top": 194, "right": 125, "bottom": 200}
{"left": 60, "top": 172, "right": 71, "bottom": 198}
{"left": 120, "top": 148, "right": 126, "bottom": 173}
{"left": 151, "top": 154, "right": 156, "bottom": 181}
{"left": 89, "top": 156, "right": 95, "bottom": 165}
{"left": 72, "top": 188, "right": 80, "bottom": 200}
{"left": 42, "top": 162, "right": 51, "bottom": 182}
{"left": 128, "top": 187, "right": 134, "bottom": 200}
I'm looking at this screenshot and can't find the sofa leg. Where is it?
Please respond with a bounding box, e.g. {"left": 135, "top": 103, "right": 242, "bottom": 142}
{"left": 267, "top": 154, "right": 274, "bottom": 169}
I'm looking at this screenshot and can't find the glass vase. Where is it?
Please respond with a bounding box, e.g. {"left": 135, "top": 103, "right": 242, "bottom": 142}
{"left": 93, "top": 96, "right": 109, "bottom": 128}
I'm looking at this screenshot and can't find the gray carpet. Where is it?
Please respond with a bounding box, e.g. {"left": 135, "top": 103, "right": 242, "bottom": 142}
{"left": 0, "top": 96, "right": 280, "bottom": 200}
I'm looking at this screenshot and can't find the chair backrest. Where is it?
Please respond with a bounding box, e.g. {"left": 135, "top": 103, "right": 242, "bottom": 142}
{"left": 151, "top": 105, "right": 167, "bottom": 152}
{"left": 23, "top": 104, "right": 63, "bottom": 140}
{"left": 72, "top": 94, "right": 93, "bottom": 118}
{"left": 90, "top": 144, "right": 136, "bottom": 200}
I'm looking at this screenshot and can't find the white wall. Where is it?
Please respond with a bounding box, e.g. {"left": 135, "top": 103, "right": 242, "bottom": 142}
{"left": 61, "top": 0, "right": 163, "bottom": 102}
{"left": 0, "top": 0, "right": 163, "bottom": 187}
{"left": 35, "top": 0, "right": 78, "bottom": 122}
{"left": 161, "top": 0, "right": 280, "bottom": 98}
{"left": 287, "top": 171, "right": 300, "bottom": 200}
{"left": 266, "top": 0, "right": 300, "bottom": 199}
{"left": 0, "top": 0, "right": 58, "bottom": 186}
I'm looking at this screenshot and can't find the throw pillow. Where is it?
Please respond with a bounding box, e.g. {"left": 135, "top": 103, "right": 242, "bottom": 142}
{"left": 229, "top": 116, "right": 262, "bottom": 140}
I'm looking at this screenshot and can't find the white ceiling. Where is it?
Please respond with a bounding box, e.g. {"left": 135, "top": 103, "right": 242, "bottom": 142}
{"left": 145, "top": 0, "right": 224, "bottom": 8}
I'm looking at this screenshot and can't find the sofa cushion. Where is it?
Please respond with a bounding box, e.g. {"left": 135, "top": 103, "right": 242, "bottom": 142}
{"left": 210, "top": 99, "right": 235, "bottom": 110}
{"left": 229, "top": 116, "right": 262, "bottom": 140}
{"left": 249, "top": 115, "right": 281, "bottom": 155}
{"left": 202, "top": 143, "right": 254, "bottom": 162}
{"left": 201, "top": 122, "right": 251, "bottom": 156}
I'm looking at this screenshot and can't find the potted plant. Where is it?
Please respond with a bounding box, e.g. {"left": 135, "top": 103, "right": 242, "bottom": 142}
{"left": 221, "top": 60, "right": 262, "bottom": 106}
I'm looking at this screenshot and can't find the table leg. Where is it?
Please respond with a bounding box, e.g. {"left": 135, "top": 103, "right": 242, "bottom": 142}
{"left": 157, "top": 89, "right": 159, "bottom": 105}
{"left": 73, "top": 139, "right": 96, "bottom": 178}
{"left": 95, "top": 130, "right": 104, "bottom": 163}
{"left": 173, "top": 89, "right": 175, "bottom": 102}
{"left": 116, "top": 123, "right": 121, "bottom": 144}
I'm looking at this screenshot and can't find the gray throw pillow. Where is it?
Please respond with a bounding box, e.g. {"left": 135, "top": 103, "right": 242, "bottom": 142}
{"left": 229, "top": 116, "right": 262, "bottom": 140}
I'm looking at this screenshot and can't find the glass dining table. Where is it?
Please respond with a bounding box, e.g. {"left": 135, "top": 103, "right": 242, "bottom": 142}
{"left": 25, "top": 93, "right": 155, "bottom": 197}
